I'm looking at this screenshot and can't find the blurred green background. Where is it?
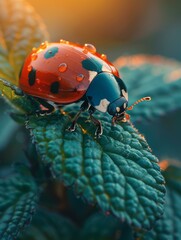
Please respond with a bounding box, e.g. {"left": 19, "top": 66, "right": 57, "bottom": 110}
{"left": 1, "top": 0, "right": 181, "bottom": 163}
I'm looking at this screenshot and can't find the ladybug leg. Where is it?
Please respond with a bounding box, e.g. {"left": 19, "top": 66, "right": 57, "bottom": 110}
{"left": 88, "top": 106, "right": 103, "bottom": 138}
{"left": 32, "top": 98, "right": 55, "bottom": 116}
{"left": 67, "top": 101, "right": 89, "bottom": 132}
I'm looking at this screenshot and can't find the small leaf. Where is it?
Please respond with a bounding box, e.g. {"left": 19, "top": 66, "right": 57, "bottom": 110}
{"left": 114, "top": 55, "right": 181, "bottom": 121}
{"left": 0, "top": 168, "right": 39, "bottom": 240}
{"left": 27, "top": 107, "right": 165, "bottom": 230}
{"left": 18, "top": 209, "right": 77, "bottom": 240}
{"left": 80, "top": 213, "right": 133, "bottom": 240}
{"left": 0, "top": 0, "right": 48, "bottom": 110}
{"left": 137, "top": 164, "right": 181, "bottom": 240}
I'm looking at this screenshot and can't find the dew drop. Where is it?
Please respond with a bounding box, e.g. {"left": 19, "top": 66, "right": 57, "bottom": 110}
{"left": 60, "top": 39, "right": 66, "bottom": 43}
{"left": 32, "top": 47, "right": 37, "bottom": 52}
{"left": 101, "top": 54, "right": 107, "bottom": 60}
{"left": 82, "top": 48, "right": 88, "bottom": 54}
{"left": 31, "top": 53, "right": 38, "bottom": 61}
{"left": 27, "top": 65, "right": 32, "bottom": 72}
{"left": 76, "top": 74, "right": 84, "bottom": 82}
{"left": 40, "top": 41, "right": 48, "bottom": 49}
{"left": 60, "top": 39, "right": 69, "bottom": 44}
{"left": 58, "top": 76, "right": 62, "bottom": 81}
{"left": 58, "top": 63, "right": 67, "bottom": 72}
{"left": 83, "top": 43, "right": 96, "bottom": 54}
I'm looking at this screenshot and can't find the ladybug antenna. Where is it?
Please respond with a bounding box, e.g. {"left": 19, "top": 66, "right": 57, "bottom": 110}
{"left": 127, "top": 96, "right": 151, "bottom": 111}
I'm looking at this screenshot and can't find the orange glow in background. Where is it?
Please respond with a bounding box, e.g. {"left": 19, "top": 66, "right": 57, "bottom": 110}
{"left": 28, "top": 0, "right": 161, "bottom": 43}
{"left": 27, "top": 0, "right": 181, "bottom": 61}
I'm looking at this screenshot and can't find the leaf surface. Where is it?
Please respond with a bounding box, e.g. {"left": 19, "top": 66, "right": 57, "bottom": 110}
{"left": 137, "top": 164, "right": 181, "bottom": 240}
{"left": 18, "top": 209, "right": 77, "bottom": 240}
{"left": 27, "top": 107, "right": 165, "bottom": 230}
{"left": 0, "top": 0, "right": 48, "bottom": 109}
{"left": 0, "top": 168, "right": 39, "bottom": 240}
{"left": 114, "top": 55, "right": 181, "bottom": 121}
{"left": 80, "top": 213, "right": 133, "bottom": 240}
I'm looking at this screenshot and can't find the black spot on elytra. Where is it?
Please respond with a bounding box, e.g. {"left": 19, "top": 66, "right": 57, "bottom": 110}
{"left": 82, "top": 58, "right": 102, "bottom": 73}
{"left": 28, "top": 68, "right": 36, "bottom": 86}
{"left": 50, "top": 81, "right": 59, "bottom": 94}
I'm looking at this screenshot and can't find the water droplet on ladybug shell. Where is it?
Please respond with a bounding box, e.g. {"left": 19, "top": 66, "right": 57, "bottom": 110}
{"left": 58, "top": 76, "right": 62, "bottom": 81}
{"left": 32, "top": 47, "right": 37, "bottom": 52}
{"left": 31, "top": 53, "right": 38, "bottom": 61}
{"left": 83, "top": 43, "right": 96, "bottom": 54}
{"left": 76, "top": 74, "right": 84, "bottom": 82}
{"left": 60, "top": 39, "right": 69, "bottom": 44}
{"left": 27, "top": 65, "right": 32, "bottom": 72}
{"left": 58, "top": 63, "right": 67, "bottom": 72}
{"left": 82, "top": 48, "right": 88, "bottom": 54}
{"left": 40, "top": 41, "right": 48, "bottom": 49}
{"left": 101, "top": 54, "right": 107, "bottom": 60}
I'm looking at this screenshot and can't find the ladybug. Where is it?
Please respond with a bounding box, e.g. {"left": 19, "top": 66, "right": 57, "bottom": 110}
{"left": 16, "top": 40, "right": 151, "bottom": 137}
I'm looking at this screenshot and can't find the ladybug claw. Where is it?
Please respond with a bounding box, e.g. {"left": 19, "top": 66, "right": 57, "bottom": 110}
{"left": 94, "top": 125, "right": 103, "bottom": 139}
{"left": 67, "top": 121, "right": 76, "bottom": 132}
{"left": 67, "top": 125, "right": 76, "bottom": 132}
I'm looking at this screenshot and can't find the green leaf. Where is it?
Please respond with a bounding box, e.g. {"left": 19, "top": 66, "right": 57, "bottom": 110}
{"left": 80, "top": 213, "right": 133, "bottom": 240}
{"left": 18, "top": 209, "right": 77, "bottom": 240}
{"left": 0, "top": 168, "right": 39, "bottom": 240}
{"left": 137, "top": 164, "right": 181, "bottom": 240}
{"left": 114, "top": 55, "right": 181, "bottom": 121}
{"left": 27, "top": 107, "right": 165, "bottom": 230}
{"left": 0, "top": 0, "right": 48, "bottom": 110}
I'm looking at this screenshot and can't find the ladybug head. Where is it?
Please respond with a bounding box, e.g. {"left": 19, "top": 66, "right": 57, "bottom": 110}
{"left": 107, "top": 97, "right": 128, "bottom": 123}
{"left": 109, "top": 96, "right": 151, "bottom": 125}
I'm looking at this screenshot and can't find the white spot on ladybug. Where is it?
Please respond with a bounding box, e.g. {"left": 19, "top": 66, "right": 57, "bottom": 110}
{"left": 116, "top": 107, "right": 120, "bottom": 112}
{"left": 123, "top": 103, "right": 127, "bottom": 109}
{"left": 122, "top": 89, "right": 128, "bottom": 101}
{"left": 83, "top": 43, "right": 96, "bottom": 54}
{"left": 102, "top": 64, "right": 111, "bottom": 73}
{"left": 88, "top": 71, "right": 97, "bottom": 82}
{"left": 58, "top": 63, "right": 67, "bottom": 73}
{"left": 95, "top": 99, "right": 110, "bottom": 112}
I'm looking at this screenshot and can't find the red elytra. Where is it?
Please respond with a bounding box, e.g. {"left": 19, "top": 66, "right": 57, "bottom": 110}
{"left": 19, "top": 41, "right": 119, "bottom": 104}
